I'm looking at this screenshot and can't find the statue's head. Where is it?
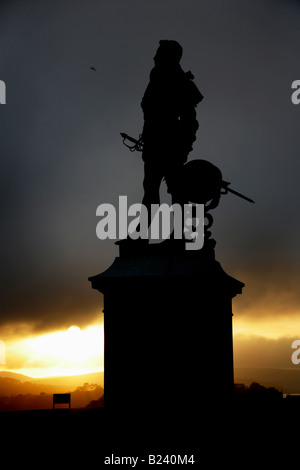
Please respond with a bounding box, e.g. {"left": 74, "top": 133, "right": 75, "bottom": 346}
{"left": 154, "top": 40, "right": 183, "bottom": 67}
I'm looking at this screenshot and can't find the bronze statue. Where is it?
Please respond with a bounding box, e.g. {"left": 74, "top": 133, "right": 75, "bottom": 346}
{"left": 120, "top": 40, "right": 254, "bottom": 247}
{"left": 140, "top": 40, "right": 203, "bottom": 211}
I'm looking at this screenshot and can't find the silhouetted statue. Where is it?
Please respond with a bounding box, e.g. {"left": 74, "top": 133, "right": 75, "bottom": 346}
{"left": 119, "top": 41, "right": 253, "bottom": 246}
{"left": 141, "top": 40, "right": 203, "bottom": 211}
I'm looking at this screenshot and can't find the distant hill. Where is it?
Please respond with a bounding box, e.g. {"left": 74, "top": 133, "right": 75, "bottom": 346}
{"left": 35, "top": 372, "right": 104, "bottom": 389}
{"left": 0, "top": 371, "right": 104, "bottom": 411}
{"left": 0, "top": 371, "right": 104, "bottom": 388}
{"left": 0, "top": 371, "right": 33, "bottom": 382}
{"left": 235, "top": 368, "right": 300, "bottom": 394}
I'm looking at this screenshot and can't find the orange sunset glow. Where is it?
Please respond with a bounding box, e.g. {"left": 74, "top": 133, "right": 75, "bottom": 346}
{"left": 1, "top": 307, "right": 299, "bottom": 390}
{"left": 1, "top": 322, "right": 104, "bottom": 379}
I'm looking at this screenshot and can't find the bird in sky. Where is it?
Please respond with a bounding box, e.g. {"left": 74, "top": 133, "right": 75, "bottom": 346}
{"left": 90, "top": 66, "right": 96, "bottom": 71}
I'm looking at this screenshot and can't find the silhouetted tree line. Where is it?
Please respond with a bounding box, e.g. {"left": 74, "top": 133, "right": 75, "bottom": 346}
{"left": 0, "top": 383, "right": 104, "bottom": 411}
{"left": 234, "top": 382, "right": 283, "bottom": 400}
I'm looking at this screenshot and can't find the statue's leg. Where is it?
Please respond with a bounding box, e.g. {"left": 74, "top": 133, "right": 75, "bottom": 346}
{"left": 164, "top": 163, "right": 187, "bottom": 240}
{"left": 142, "top": 161, "right": 163, "bottom": 228}
{"left": 164, "top": 163, "right": 186, "bottom": 206}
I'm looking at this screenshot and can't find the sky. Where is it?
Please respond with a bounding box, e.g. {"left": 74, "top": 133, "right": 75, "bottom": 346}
{"left": 0, "top": 0, "right": 300, "bottom": 383}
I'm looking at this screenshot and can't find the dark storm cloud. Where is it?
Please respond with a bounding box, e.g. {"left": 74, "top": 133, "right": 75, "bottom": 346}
{"left": 1, "top": 0, "right": 300, "bottom": 333}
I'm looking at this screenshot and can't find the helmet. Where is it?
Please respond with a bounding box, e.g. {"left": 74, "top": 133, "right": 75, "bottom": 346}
{"left": 182, "top": 159, "right": 223, "bottom": 204}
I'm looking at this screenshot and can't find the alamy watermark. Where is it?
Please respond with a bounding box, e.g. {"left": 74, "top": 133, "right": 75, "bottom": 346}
{"left": 96, "top": 196, "right": 205, "bottom": 250}
{"left": 291, "top": 340, "right": 300, "bottom": 365}
{"left": 291, "top": 80, "right": 300, "bottom": 105}
{"left": 0, "top": 340, "right": 5, "bottom": 364}
{"left": 0, "top": 80, "right": 6, "bottom": 104}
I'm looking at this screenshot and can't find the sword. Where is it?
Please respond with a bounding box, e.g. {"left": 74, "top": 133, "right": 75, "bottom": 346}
{"left": 120, "top": 133, "right": 143, "bottom": 152}
{"left": 120, "top": 133, "right": 255, "bottom": 203}
{"left": 221, "top": 182, "right": 255, "bottom": 204}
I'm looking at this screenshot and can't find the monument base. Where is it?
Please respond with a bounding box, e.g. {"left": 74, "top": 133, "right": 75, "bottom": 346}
{"left": 89, "top": 240, "right": 244, "bottom": 418}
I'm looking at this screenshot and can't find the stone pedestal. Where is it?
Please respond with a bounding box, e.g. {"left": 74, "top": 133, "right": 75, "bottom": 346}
{"left": 89, "top": 241, "right": 244, "bottom": 418}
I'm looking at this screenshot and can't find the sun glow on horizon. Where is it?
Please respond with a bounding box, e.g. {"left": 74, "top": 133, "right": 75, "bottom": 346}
{"left": 3, "top": 309, "right": 300, "bottom": 380}
{"left": 233, "top": 313, "right": 300, "bottom": 340}
{"left": 4, "top": 323, "right": 104, "bottom": 379}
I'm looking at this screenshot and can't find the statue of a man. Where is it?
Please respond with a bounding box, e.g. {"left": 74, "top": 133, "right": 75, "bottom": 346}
{"left": 141, "top": 40, "right": 203, "bottom": 212}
